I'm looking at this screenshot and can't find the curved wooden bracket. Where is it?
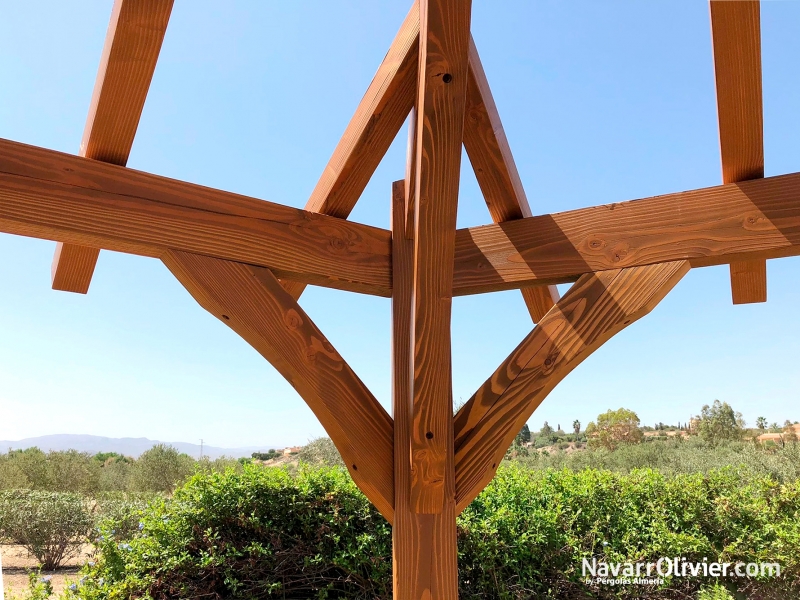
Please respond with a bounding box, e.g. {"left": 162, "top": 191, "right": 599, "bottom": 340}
{"left": 453, "top": 260, "right": 689, "bottom": 513}
{"left": 162, "top": 250, "right": 395, "bottom": 521}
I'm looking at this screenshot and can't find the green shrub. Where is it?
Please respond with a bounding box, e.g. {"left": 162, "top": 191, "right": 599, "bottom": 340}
{"left": 297, "top": 437, "right": 345, "bottom": 468}
{"left": 97, "top": 458, "right": 133, "bottom": 493}
{"left": 75, "top": 465, "right": 391, "bottom": 599}
{"left": 697, "top": 583, "right": 736, "bottom": 600}
{"left": 70, "top": 466, "right": 800, "bottom": 599}
{"left": 251, "top": 450, "right": 280, "bottom": 461}
{"left": 0, "top": 449, "right": 101, "bottom": 493}
{"left": 0, "top": 454, "right": 29, "bottom": 489}
{"left": 129, "top": 444, "right": 195, "bottom": 493}
{"left": 512, "top": 436, "right": 800, "bottom": 483}
{"left": 0, "top": 490, "right": 93, "bottom": 569}
{"left": 93, "top": 492, "right": 158, "bottom": 540}
{"left": 5, "top": 570, "right": 55, "bottom": 600}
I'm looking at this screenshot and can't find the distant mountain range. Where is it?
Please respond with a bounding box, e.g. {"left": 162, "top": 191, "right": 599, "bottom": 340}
{"left": 0, "top": 434, "right": 278, "bottom": 459}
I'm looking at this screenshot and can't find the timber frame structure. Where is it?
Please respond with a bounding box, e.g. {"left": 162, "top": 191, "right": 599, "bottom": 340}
{"left": 1, "top": 0, "right": 787, "bottom": 596}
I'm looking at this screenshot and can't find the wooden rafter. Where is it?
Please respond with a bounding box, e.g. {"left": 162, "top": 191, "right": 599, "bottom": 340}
{"left": 452, "top": 260, "right": 689, "bottom": 512}
{"left": 451, "top": 172, "right": 800, "bottom": 296}
{"left": 463, "top": 37, "right": 559, "bottom": 322}
{"left": 0, "top": 138, "right": 391, "bottom": 296}
{"left": 280, "top": 3, "right": 420, "bottom": 301}
{"left": 409, "top": 0, "right": 472, "bottom": 517}
{"left": 710, "top": 0, "right": 766, "bottom": 304}
{"left": 163, "top": 251, "right": 395, "bottom": 521}
{"left": 51, "top": 0, "right": 174, "bottom": 294}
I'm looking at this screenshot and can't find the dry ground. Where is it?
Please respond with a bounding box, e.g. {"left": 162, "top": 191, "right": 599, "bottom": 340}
{"left": 1, "top": 544, "right": 93, "bottom": 597}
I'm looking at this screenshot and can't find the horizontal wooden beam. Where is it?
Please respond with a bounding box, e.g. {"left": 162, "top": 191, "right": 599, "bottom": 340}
{"left": 453, "top": 261, "right": 689, "bottom": 513}
{"left": 452, "top": 172, "right": 800, "bottom": 295}
{"left": 163, "top": 251, "right": 395, "bottom": 521}
{"left": 0, "top": 137, "right": 392, "bottom": 296}
{"left": 52, "top": 0, "right": 175, "bottom": 293}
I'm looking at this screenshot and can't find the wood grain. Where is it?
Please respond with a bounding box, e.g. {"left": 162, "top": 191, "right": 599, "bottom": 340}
{"left": 730, "top": 258, "right": 767, "bottom": 304}
{"left": 452, "top": 171, "right": 800, "bottom": 295}
{"left": 710, "top": 0, "right": 766, "bottom": 304}
{"left": 280, "top": 3, "right": 420, "bottom": 299}
{"left": 0, "top": 137, "right": 392, "bottom": 296}
{"left": 52, "top": 0, "right": 174, "bottom": 293}
{"left": 392, "top": 180, "right": 457, "bottom": 598}
{"left": 453, "top": 261, "right": 689, "bottom": 512}
{"left": 409, "top": 0, "right": 472, "bottom": 519}
{"left": 463, "top": 37, "right": 559, "bottom": 322}
{"left": 163, "top": 250, "right": 394, "bottom": 521}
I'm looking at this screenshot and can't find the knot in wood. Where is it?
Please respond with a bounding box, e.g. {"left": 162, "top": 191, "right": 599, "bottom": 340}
{"left": 587, "top": 238, "right": 605, "bottom": 251}
{"left": 543, "top": 350, "right": 560, "bottom": 373}
{"left": 284, "top": 309, "right": 303, "bottom": 329}
{"left": 610, "top": 244, "right": 630, "bottom": 263}
{"left": 328, "top": 236, "right": 347, "bottom": 251}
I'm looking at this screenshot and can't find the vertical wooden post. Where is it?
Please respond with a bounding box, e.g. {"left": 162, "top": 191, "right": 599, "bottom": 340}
{"left": 409, "top": 0, "right": 471, "bottom": 513}
{"left": 393, "top": 180, "right": 458, "bottom": 599}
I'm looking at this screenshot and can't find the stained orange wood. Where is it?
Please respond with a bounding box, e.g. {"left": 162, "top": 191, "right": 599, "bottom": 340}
{"left": 730, "top": 259, "right": 767, "bottom": 304}
{"left": 392, "top": 180, "right": 457, "bottom": 598}
{"left": 710, "top": 0, "right": 766, "bottom": 304}
{"left": 0, "top": 138, "right": 392, "bottom": 296}
{"left": 163, "top": 250, "right": 395, "bottom": 521}
{"left": 409, "top": 0, "right": 472, "bottom": 519}
{"left": 52, "top": 0, "right": 174, "bottom": 293}
{"left": 280, "top": 3, "right": 420, "bottom": 299}
{"left": 463, "top": 37, "right": 558, "bottom": 321}
{"left": 404, "top": 107, "right": 417, "bottom": 241}
{"left": 451, "top": 171, "right": 800, "bottom": 295}
{"left": 51, "top": 243, "right": 101, "bottom": 295}
{"left": 453, "top": 261, "right": 689, "bottom": 512}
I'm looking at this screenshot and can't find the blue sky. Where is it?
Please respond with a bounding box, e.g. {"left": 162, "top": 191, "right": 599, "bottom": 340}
{"left": 1, "top": 1, "right": 799, "bottom": 449}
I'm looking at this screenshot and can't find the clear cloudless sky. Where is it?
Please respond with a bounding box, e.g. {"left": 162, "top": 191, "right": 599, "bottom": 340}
{"left": 1, "top": 1, "right": 799, "bottom": 449}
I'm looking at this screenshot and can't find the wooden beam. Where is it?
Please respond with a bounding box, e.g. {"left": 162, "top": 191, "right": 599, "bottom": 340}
{"left": 453, "top": 260, "right": 689, "bottom": 513}
{"left": 391, "top": 180, "right": 455, "bottom": 598}
{"left": 710, "top": 0, "right": 766, "bottom": 304}
{"left": 409, "top": 0, "right": 472, "bottom": 518}
{"left": 163, "top": 250, "right": 395, "bottom": 521}
{"left": 463, "top": 38, "right": 559, "bottom": 322}
{"left": 51, "top": 0, "right": 174, "bottom": 294}
{"left": 280, "top": 3, "right": 420, "bottom": 299}
{"left": 0, "top": 137, "right": 392, "bottom": 296}
{"left": 451, "top": 171, "right": 800, "bottom": 296}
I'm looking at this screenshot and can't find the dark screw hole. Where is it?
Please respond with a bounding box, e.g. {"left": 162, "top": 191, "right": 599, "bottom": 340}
{"left": 352, "top": 464, "right": 358, "bottom": 470}
{"left": 442, "top": 73, "right": 453, "bottom": 83}
{"left": 222, "top": 315, "right": 230, "bottom": 321}
{"left": 426, "top": 431, "right": 434, "bottom": 440}
{"left": 492, "top": 463, "right": 496, "bottom": 469}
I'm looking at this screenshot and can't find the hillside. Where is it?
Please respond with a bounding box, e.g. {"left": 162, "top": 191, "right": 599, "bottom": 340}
{"left": 0, "top": 434, "right": 277, "bottom": 459}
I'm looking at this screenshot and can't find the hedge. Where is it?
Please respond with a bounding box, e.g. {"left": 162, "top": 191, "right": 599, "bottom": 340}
{"left": 65, "top": 464, "right": 800, "bottom": 599}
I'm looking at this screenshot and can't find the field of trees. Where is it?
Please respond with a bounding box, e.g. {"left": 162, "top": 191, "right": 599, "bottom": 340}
{"left": 1, "top": 403, "right": 798, "bottom": 599}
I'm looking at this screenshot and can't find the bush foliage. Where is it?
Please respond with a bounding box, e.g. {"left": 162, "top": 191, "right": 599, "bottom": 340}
{"left": 67, "top": 465, "right": 800, "bottom": 599}
{"left": 72, "top": 466, "right": 391, "bottom": 600}
{"left": 0, "top": 490, "right": 94, "bottom": 570}
{"left": 512, "top": 437, "right": 800, "bottom": 483}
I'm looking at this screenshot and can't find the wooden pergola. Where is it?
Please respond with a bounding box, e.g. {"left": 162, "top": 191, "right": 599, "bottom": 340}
{"left": 1, "top": 0, "right": 786, "bottom": 596}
